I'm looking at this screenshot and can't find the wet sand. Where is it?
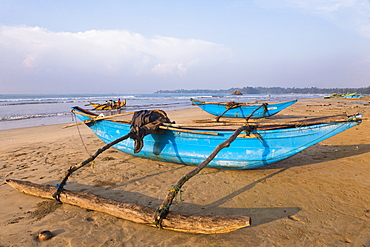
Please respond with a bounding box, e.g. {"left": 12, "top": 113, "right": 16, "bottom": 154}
{"left": 0, "top": 98, "right": 369, "bottom": 246}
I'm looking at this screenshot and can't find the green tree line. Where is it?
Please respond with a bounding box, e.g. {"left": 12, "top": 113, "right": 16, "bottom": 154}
{"left": 156, "top": 86, "right": 370, "bottom": 94}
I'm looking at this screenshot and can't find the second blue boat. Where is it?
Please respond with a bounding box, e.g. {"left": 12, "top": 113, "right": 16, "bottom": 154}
{"left": 190, "top": 99, "right": 297, "bottom": 119}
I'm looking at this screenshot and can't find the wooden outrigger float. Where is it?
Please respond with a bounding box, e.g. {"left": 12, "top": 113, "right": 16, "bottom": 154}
{"left": 6, "top": 179, "right": 250, "bottom": 234}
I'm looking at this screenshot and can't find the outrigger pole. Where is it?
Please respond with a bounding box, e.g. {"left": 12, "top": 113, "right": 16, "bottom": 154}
{"left": 153, "top": 125, "right": 254, "bottom": 228}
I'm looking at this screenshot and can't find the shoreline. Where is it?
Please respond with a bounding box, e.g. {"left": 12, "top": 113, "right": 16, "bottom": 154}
{"left": 1, "top": 98, "right": 369, "bottom": 246}
{"left": 0, "top": 94, "right": 330, "bottom": 132}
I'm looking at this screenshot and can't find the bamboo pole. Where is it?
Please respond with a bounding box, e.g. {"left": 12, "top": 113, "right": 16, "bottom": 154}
{"left": 191, "top": 115, "right": 352, "bottom": 127}
{"left": 65, "top": 111, "right": 354, "bottom": 133}
{"left": 243, "top": 103, "right": 268, "bottom": 121}
{"left": 214, "top": 103, "right": 241, "bottom": 122}
{"left": 190, "top": 98, "right": 270, "bottom": 106}
{"left": 212, "top": 103, "right": 267, "bottom": 122}
{"left": 80, "top": 111, "right": 135, "bottom": 122}
{"left": 153, "top": 125, "right": 253, "bottom": 228}
{"left": 52, "top": 132, "right": 132, "bottom": 201}
{"left": 158, "top": 126, "right": 219, "bottom": 135}
{"left": 63, "top": 111, "right": 135, "bottom": 129}
{"left": 64, "top": 116, "right": 220, "bottom": 135}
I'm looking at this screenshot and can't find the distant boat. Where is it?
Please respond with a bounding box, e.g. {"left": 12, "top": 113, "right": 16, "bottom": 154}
{"left": 342, "top": 94, "right": 370, "bottom": 99}
{"left": 190, "top": 99, "right": 297, "bottom": 119}
{"left": 324, "top": 92, "right": 358, "bottom": 99}
{"left": 71, "top": 106, "right": 361, "bottom": 170}
{"left": 89, "top": 100, "right": 126, "bottom": 110}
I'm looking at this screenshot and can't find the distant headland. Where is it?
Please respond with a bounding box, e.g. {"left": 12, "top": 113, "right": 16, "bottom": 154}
{"left": 155, "top": 86, "right": 370, "bottom": 95}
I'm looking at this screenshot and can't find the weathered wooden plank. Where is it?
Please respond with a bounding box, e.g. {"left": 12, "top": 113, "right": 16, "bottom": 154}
{"left": 6, "top": 179, "right": 250, "bottom": 234}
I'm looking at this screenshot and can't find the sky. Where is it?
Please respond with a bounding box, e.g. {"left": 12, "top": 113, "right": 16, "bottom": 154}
{"left": 1, "top": 0, "right": 370, "bottom": 94}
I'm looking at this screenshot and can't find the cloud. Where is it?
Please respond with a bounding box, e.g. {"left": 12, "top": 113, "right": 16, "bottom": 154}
{"left": 294, "top": 0, "right": 370, "bottom": 38}
{"left": 0, "top": 26, "right": 232, "bottom": 77}
{"left": 257, "top": 0, "right": 370, "bottom": 38}
{"left": 286, "top": 0, "right": 358, "bottom": 12}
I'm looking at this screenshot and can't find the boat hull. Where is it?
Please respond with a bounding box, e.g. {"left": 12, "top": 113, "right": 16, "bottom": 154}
{"left": 190, "top": 99, "right": 297, "bottom": 118}
{"left": 72, "top": 107, "right": 360, "bottom": 170}
{"left": 90, "top": 100, "right": 126, "bottom": 110}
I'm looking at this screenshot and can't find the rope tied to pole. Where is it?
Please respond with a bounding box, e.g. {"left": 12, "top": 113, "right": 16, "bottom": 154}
{"left": 216, "top": 102, "right": 269, "bottom": 122}
{"left": 55, "top": 183, "right": 66, "bottom": 188}
{"left": 226, "top": 102, "right": 244, "bottom": 109}
{"left": 169, "top": 186, "right": 184, "bottom": 203}
{"left": 72, "top": 112, "right": 92, "bottom": 156}
{"left": 154, "top": 204, "right": 171, "bottom": 228}
{"left": 244, "top": 103, "right": 268, "bottom": 121}
{"left": 153, "top": 124, "right": 256, "bottom": 228}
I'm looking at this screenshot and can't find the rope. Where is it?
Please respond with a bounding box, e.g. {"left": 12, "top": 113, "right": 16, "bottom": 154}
{"left": 55, "top": 183, "right": 66, "bottom": 188}
{"left": 154, "top": 205, "right": 171, "bottom": 228}
{"left": 226, "top": 102, "right": 244, "bottom": 109}
{"left": 244, "top": 103, "right": 268, "bottom": 121}
{"left": 155, "top": 204, "right": 170, "bottom": 214}
{"left": 169, "top": 186, "right": 183, "bottom": 203}
{"left": 73, "top": 113, "right": 91, "bottom": 156}
{"left": 154, "top": 185, "right": 185, "bottom": 227}
{"left": 72, "top": 113, "right": 96, "bottom": 172}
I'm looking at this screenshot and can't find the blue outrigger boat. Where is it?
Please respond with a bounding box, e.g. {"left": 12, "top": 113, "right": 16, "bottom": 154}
{"left": 190, "top": 99, "right": 297, "bottom": 119}
{"left": 72, "top": 107, "right": 361, "bottom": 170}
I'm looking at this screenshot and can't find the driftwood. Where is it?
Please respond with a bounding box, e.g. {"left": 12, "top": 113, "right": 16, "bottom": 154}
{"left": 153, "top": 125, "right": 254, "bottom": 227}
{"left": 6, "top": 179, "right": 250, "bottom": 234}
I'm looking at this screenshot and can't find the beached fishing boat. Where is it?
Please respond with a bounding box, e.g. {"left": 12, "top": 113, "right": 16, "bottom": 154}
{"left": 89, "top": 100, "right": 126, "bottom": 110}
{"left": 342, "top": 94, "right": 370, "bottom": 99}
{"left": 71, "top": 106, "right": 361, "bottom": 170}
{"left": 190, "top": 99, "right": 297, "bottom": 119}
{"left": 324, "top": 92, "right": 359, "bottom": 99}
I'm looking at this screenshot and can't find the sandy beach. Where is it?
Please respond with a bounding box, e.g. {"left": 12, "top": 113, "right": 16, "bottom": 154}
{"left": 1, "top": 98, "right": 369, "bottom": 246}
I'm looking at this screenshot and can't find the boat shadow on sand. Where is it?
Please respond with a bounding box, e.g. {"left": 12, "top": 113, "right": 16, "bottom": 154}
{"left": 264, "top": 143, "right": 370, "bottom": 169}
{"left": 46, "top": 167, "right": 299, "bottom": 229}
{"left": 43, "top": 143, "right": 368, "bottom": 229}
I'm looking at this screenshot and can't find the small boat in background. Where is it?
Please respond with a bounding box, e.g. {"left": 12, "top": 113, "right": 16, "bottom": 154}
{"left": 190, "top": 99, "right": 297, "bottom": 119}
{"left": 71, "top": 106, "right": 361, "bottom": 170}
{"left": 324, "top": 92, "right": 370, "bottom": 99}
{"left": 342, "top": 94, "right": 370, "bottom": 99}
{"left": 89, "top": 99, "right": 126, "bottom": 110}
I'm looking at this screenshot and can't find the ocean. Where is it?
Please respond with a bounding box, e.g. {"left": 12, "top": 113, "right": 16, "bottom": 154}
{"left": 0, "top": 93, "right": 323, "bottom": 131}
